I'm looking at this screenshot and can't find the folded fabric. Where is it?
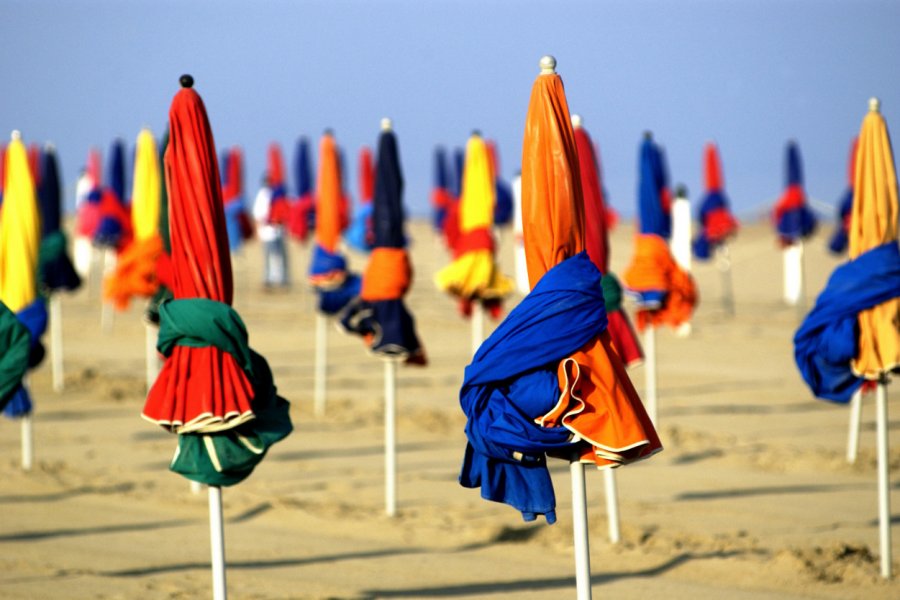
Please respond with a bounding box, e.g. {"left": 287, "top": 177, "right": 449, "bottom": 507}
{"left": 693, "top": 191, "right": 739, "bottom": 260}
{"left": 0, "top": 301, "right": 31, "bottom": 412}
{"left": 170, "top": 348, "right": 292, "bottom": 486}
{"left": 460, "top": 253, "right": 660, "bottom": 523}
{"left": 623, "top": 234, "right": 697, "bottom": 330}
{"left": 3, "top": 299, "right": 48, "bottom": 418}
{"left": 774, "top": 185, "right": 817, "bottom": 245}
{"left": 794, "top": 242, "right": 900, "bottom": 402}
{"left": 103, "top": 235, "right": 163, "bottom": 310}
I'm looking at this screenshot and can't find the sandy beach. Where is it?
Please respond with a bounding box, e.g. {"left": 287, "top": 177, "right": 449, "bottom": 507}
{"left": 0, "top": 219, "right": 897, "bottom": 600}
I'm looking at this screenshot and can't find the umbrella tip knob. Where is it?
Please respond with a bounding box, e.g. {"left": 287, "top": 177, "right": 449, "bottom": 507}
{"left": 179, "top": 74, "right": 194, "bottom": 89}
{"left": 471, "top": 129, "right": 482, "bottom": 138}
{"left": 571, "top": 114, "right": 583, "bottom": 128}
{"left": 380, "top": 117, "right": 393, "bottom": 131}
{"left": 869, "top": 97, "right": 881, "bottom": 113}
{"left": 45, "top": 141, "right": 55, "bottom": 152}
{"left": 676, "top": 184, "right": 688, "bottom": 198}
{"left": 539, "top": 55, "right": 556, "bottom": 74}
{"left": 10, "top": 130, "right": 21, "bottom": 141}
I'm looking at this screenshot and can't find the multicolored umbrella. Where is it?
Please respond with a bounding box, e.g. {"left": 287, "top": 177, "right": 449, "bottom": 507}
{"left": 828, "top": 138, "right": 858, "bottom": 255}
{"left": 430, "top": 146, "right": 452, "bottom": 234}
{"left": 94, "top": 138, "right": 132, "bottom": 250}
{"left": 102, "top": 129, "right": 163, "bottom": 310}
{"left": 345, "top": 146, "right": 375, "bottom": 252}
{"left": 693, "top": 142, "right": 739, "bottom": 260}
{"left": 434, "top": 133, "right": 514, "bottom": 321}
{"left": 637, "top": 133, "right": 672, "bottom": 241}
{"left": 774, "top": 141, "right": 817, "bottom": 245}
{"left": 794, "top": 98, "right": 899, "bottom": 579}
{"left": 221, "top": 146, "right": 253, "bottom": 252}
{"left": 573, "top": 117, "right": 643, "bottom": 368}
{"left": 288, "top": 136, "right": 315, "bottom": 242}
{"left": 37, "top": 145, "right": 81, "bottom": 294}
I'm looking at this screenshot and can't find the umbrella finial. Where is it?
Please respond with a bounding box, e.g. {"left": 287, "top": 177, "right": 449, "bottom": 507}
{"left": 869, "top": 97, "right": 881, "bottom": 113}
{"left": 179, "top": 74, "right": 194, "bottom": 88}
{"left": 571, "top": 114, "right": 583, "bottom": 129}
{"left": 471, "top": 129, "right": 482, "bottom": 138}
{"left": 380, "top": 117, "right": 393, "bottom": 132}
{"left": 539, "top": 55, "right": 557, "bottom": 75}
{"left": 45, "top": 141, "right": 55, "bottom": 152}
{"left": 675, "top": 184, "right": 688, "bottom": 198}
{"left": 10, "top": 130, "right": 21, "bottom": 141}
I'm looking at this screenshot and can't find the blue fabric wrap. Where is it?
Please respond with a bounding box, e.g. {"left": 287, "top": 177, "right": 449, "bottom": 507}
{"left": 692, "top": 190, "right": 729, "bottom": 260}
{"left": 828, "top": 188, "right": 853, "bottom": 255}
{"left": 223, "top": 199, "right": 246, "bottom": 251}
{"left": 339, "top": 298, "right": 422, "bottom": 357}
{"left": 459, "top": 252, "right": 608, "bottom": 523}
{"left": 777, "top": 204, "right": 817, "bottom": 242}
{"left": 345, "top": 203, "right": 374, "bottom": 252}
{"left": 794, "top": 242, "right": 900, "bottom": 403}
{"left": 4, "top": 299, "right": 48, "bottom": 418}
{"left": 309, "top": 244, "right": 348, "bottom": 277}
{"left": 638, "top": 138, "right": 671, "bottom": 238}
{"left": 318, "top": 275, "right": 361, "bottom": 315}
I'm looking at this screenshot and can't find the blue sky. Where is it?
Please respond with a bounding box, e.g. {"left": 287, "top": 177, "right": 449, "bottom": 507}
{"left": 2, "top": 0, "right": 898, "bottom": 220}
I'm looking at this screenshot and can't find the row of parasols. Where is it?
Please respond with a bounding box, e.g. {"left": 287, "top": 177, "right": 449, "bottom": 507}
{"left": 0, "top": 58, "right": 897, "bottom": 598}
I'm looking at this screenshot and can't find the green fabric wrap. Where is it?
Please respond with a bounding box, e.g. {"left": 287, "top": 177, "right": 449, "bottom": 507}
{"left": 0, "top": 302, "right": 31, "bottom": 411}
{"left": 156, "top": 298, "right": 254, "bottom": 378}
{"left": 170, "top": 350, "right": 292, "bottom": 486}
{"left": 601, "top": 272, "right": 624, "bottom": 313}
{"left": 38, "top": 230, "right": 67, "bottom": 269}
{"left": 157, "top": 297, "right": 291, "bottom": 486}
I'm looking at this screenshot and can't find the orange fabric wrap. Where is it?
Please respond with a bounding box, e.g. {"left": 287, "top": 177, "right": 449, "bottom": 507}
{"left": 103, "top": 235, "right": 163, "bottom": 310}
{"left": 521, "top": 72, "right": 584, "bottom": 289}
{"left": 623, "top": 234, "right": 697, "bottom": 331}
{"left": 539, "top": 333, "right": 661, "bottom": 467}
{"left": 361, "top": 247, "right": 411, "bottom": 301}
{"left": 315, "top": 134, "right": 342, "bottom": 253}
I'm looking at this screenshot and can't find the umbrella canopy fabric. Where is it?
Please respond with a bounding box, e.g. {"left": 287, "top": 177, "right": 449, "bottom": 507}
{"left": 94, "top": 139, "right": 132, "bottom": 250}
{"left": 0, "top": 300, "right": 31, "bottom": 411}
{"left": 848, "top": 104, "right": 899, "bottom": 379}
{"left": 637, "top": 135, "right": 671, "bottom": 239}
{"left": 142, "top": 77, "right": 291, "bottom": 484}
{"left": 828, "top": 139, "right": 858, "bottom": 255}
{"left": 288, "top": 136, "right": 315, "bottom": 242}
{"left": 340, "top": 130, "right": 425, "bottom": 363}
{"left": 0, "top": 134, "right": 48, "bottom": 417}
{"left": 75, "top": 148, "right": 103, "bottom": 238}
{"left": 488, "top": 141, "right": 513, "bottom": 228}
{"left": 103, "top": 129, "right": 163, "bottom": 310}
{"left": 434, "top": 134, "right": 514, "bottom": 314}
{"left": 307, "top": 132, "right": 360, "bottom": 315}
{"left": 221, "top": 146, "right": 253, "bottom": 252}
{"left": 773, "top": 141, "right": 817, "bottom": 245}
{"left": 458, "top": 62, "right": 660, "bottom": 523}
{"left": 440, "top": 147, "right": 465, "bottom": 253}
{"left": 266, "top": 143, "right": 291, "bottom": 227}
{"left": 431, "top": 146, "right": 452, "bottom": 233}
{"left": 574, "top": 122, "right": 643, "bottom": 368}
{"left": 346, "top": 146, "right": 375, "bottom": 252}
{"left": 37, "top": 145, "right": 82, "bottom": 293}
{"left": 693, "top": 143, "right": 739, "bottom": 260}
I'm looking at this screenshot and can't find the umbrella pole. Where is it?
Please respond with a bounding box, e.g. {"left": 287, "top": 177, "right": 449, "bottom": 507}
{"left": 21, "top": 415, "right": 33, "bottom": 471}
{"left": 385, "top": 358, "right": 398, "bottom": 517}
{"left": 717, "top": 243, "right": 735, "bottom": 316}
{"left": 208, "top": 485, "right": 228, "bottom": 599}
{"left": 314, "top": 313, "right": 328, "bottom": 417}
{"left": 603, "top": 468, "right": 621, "bottom": 544}
{"left": 643, "top": 326, "right": 658, "bottom": 426}
{"left": 100, "top": 247, "right": 116, "bottom": 333}
{"left": 570, "top": 457, "right": 592, "bottom": 600}
{"left": 875, "top": 379, "right": 892, "bottom": 579}
{"left": 145, "top": 323, "right": 160, "bottom": 391}
{"left": 50, "top": 294, "right": 65, "bottom": 392}
{"left": 471, "top": 300, "right": 485, "bottom": 357}
{"left": 847, "top": 388, "right": 864, "bottom": 464}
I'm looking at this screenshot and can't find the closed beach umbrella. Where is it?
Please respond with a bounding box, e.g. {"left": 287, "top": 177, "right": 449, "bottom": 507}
{"left": 346, "top": 146, "right": 375, "bottom": 252}
{"left": 221, "top": 146, "right": 253, "bottom": 251}
{"left": 774, "top": 141, "right": 817, "bottom": 245}
{"left": 487, "top": 141, "right": 513, "bottom": 228}
{"left": 288, "top": 136, "right": 315, "bottom": 242}
{"left": 828, "top": 139, "right": 858, "bottom": 255}
{"left": 692, "top": 142, "right": 739, "bottom": 260}
{"left": 37, "top": 145, "right": 81, "bottom": 293}
{"left": 94, "top": 138, "right": 132, "bottom": 250}
{"left": 430, "top": 146, "right": 452, "bottom": 233}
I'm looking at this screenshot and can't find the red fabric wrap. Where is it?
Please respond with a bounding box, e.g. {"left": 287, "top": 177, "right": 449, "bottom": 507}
{"left": 454, "top": 227, "right": 494, "bottom": 257}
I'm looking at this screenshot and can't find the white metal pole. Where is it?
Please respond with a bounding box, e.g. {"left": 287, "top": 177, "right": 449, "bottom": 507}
{"left": 145, "top": 323, "right": 160, "bottom": 391}
{"left": 50, "top": 295, "right": 65, "bottom": 392}
{"left": 21, "top": 415, "right": 33, "bottom": 471}
{"left": 100, "top": 247, "right": 116, "bottom": 332}
{"left": 643, "top": 326, "right": 658, "bottom": 427}
{"left": 570, "top": 457, "right": 592, "bottom": 600}
{"left": 847, "top": 388, "right": 864, "bottom": 464}
{"left": 876, "top": 381, "right": 892, "bottom": 579}
{"left": 471, "top": 301, "right": 485, "bottom": 357}
{"left": 385, "top": 359, "right": 398, "bottom": 517}
{"left": 314, "top": 313, "right": 328, "bottom": 417}
{"left": 208, "top": 485, "right": 228, "bottom": 599}
{"left": 717, "top": 243, "right": 735, "bottom": 316}
{"left": 603, "top": 468, "right": 621, "bottom": 544}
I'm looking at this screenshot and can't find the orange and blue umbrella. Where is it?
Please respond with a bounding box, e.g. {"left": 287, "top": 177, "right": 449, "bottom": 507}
{"left": 828, "top": 138, "right": 858, "bottom": 255}
{"left": 693, "top": 142, "right": 739, "bottom": 260}
{"left": 37, "top": 145, "right": 81, "bottom": 292}
{"left": 773, "top": 141, "right": 817, "bottom": 245}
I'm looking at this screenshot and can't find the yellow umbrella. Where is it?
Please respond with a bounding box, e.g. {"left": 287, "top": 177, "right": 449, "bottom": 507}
{"left": 0, "top": 132, "right": 41, "bottom": 313}
{"left": 849, "top": 98, "right": 899, "bottom": 378}
{"left": 434, "top": 133, "right": 513, "bottom": 301}
{"left": 131, "top": 129, "right": 161, "bottom": 242}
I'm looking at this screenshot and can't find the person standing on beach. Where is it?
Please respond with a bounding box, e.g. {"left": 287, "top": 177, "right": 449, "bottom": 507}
{"left": 252, "top": 174, "right": 289, "bottom": 289}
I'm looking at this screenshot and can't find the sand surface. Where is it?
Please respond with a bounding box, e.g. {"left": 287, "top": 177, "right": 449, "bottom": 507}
{"left": 1, "top": 220, "right": 898, "bottom": 599}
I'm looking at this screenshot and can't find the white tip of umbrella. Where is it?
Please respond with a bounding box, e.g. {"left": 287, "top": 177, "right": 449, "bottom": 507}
{"left": 571, "top": 114, "right": 583, "bottom": 128}
{"left": 869, "top": 97, "right": 881, "bottom": 113}
{"left": 471, "top": 129, "right": 482, "bottom": 138}
{"left": 45, "top": 141, "right": 56, "bottom": 152}
{"left": 11, "top": 130, "right": 22, "bottom": 141}
{"left": 380, "top": 117, "right": 393, "bottom": 132}
{"left": 539, "top": 55, "right": 557, "bottom": 74}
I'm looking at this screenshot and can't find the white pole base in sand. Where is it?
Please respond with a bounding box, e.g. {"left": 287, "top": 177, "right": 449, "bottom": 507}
{"left": 50, "top": 295, "right": 65, "bottom": 392}
{"left": 21, "top": 414, "right": 33, "bottom": 471}
{"left": 100, "top": 248, "right": 116, "bottom": 333}
{"left": 643, "top": 327, "right": 658, "bottom": 427}
{"left": 314, "top": 314, "right": 328, "bottom": 417}
{"left": 876, "top": 381, "right": 892, "bottom": 579}
{"left": 847, "top": 388, "right": 864, "bottom": 464}
{"left": 471, "top": 301, "right": 485, "bottom": 358}
{"left": 782, "top": 242, "right": 804, "bottom": 307}
{"left": 570, "top": 458, "right": 592, "bottom": 600}
{"left": 385, "top": 359, "right": 398, "bottom": 517}
{"left": 208, "top": 485, "right": 228, "bottom": 599}
{"left": 717, "top": 243, "right": 735, "bottom": 316}
{"left": 603, "top": 468, "right": 621, "bottom": 544}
